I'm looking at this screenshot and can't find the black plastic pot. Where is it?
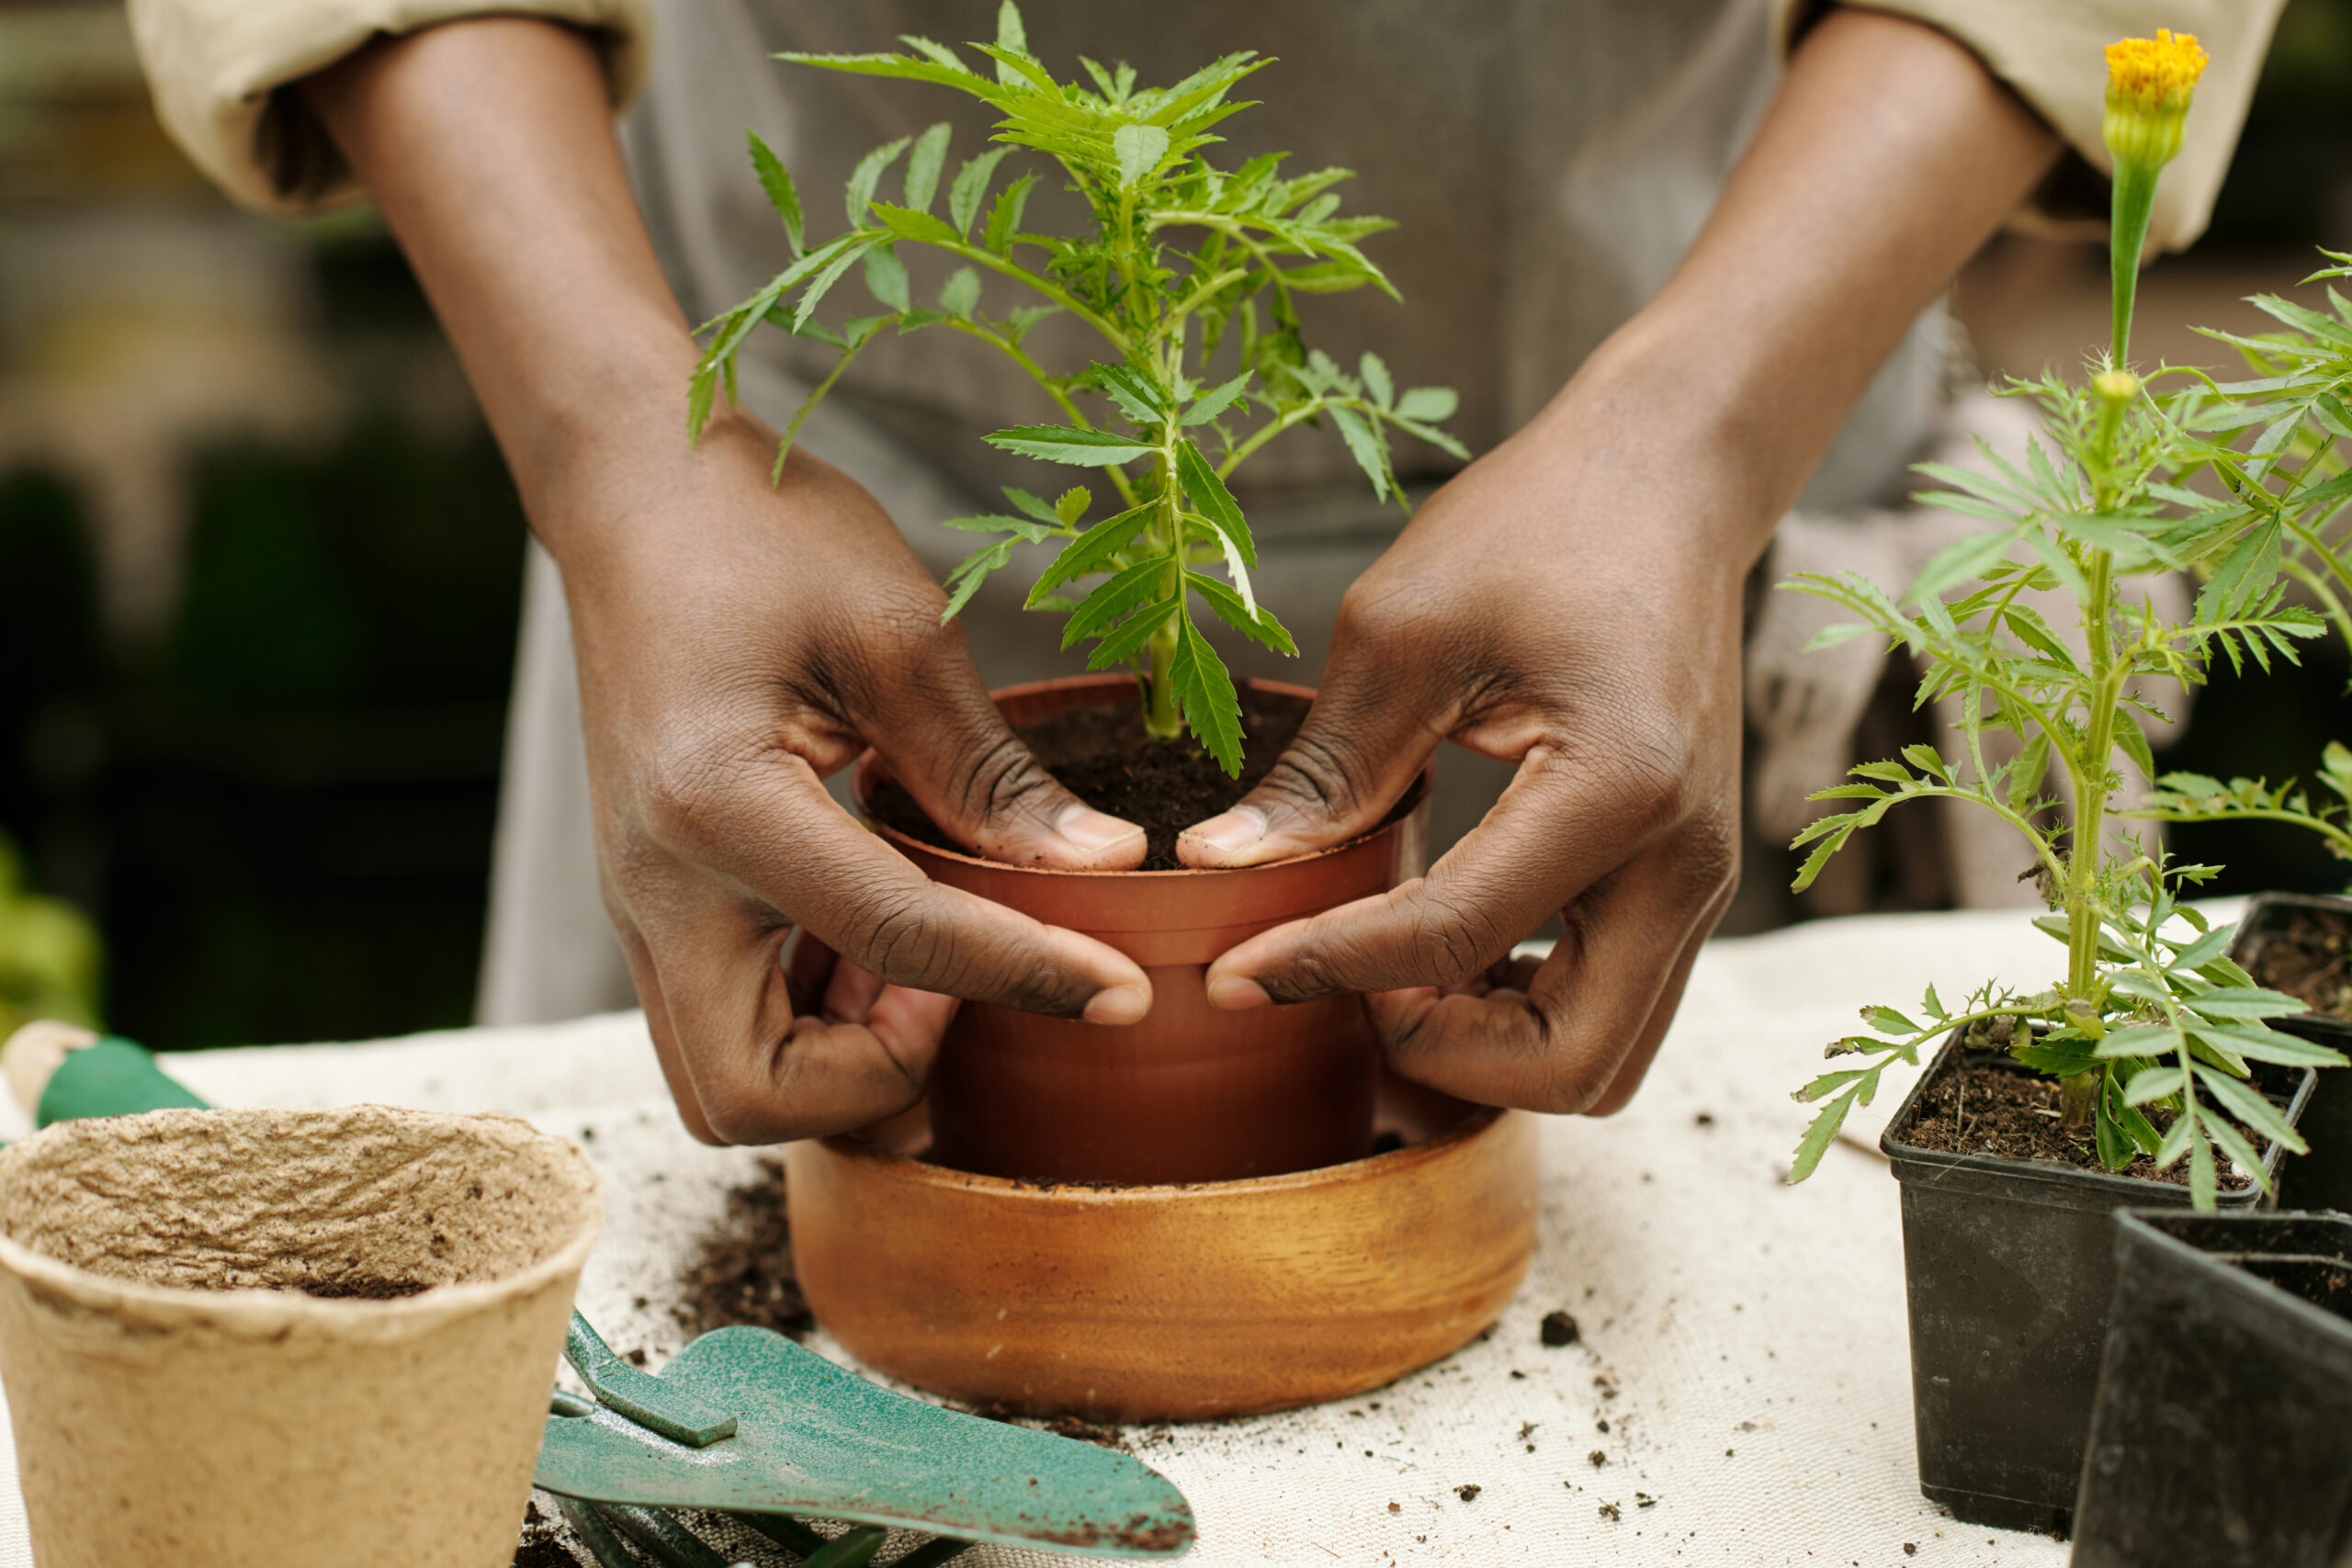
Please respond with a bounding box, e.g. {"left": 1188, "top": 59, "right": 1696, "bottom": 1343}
{"left": 2230, "top": 892, "right": 2352, "bottom": 1212}
{"left": 1879, "top": 1037, "right": 2312, "bottom": 1535}
{"left": 2072, "top": 1211, "right": 2352, "bottom": 1568}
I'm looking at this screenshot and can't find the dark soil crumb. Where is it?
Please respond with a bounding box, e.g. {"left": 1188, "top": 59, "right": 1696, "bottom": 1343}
{"left": 2247, "top": 907, "right": 2352, "bottom": 1020}
{"left": 1694, "top": 1111, "right": 1715, "bottom": 1127}
{"left": 514, "top": 1501, "right": 581, "bottom": 1568}
{"left": 1596, "top": 1419, "right": 1610, "bottom": 1434}
{"left": 958, "top": 1402, "right": 1133, "bottom": 1452}
{"left": 1539, "top": 1310, "right": 1580, "bottom": 1347}
{"left": 1589, "top": 1450, "right": 1608, "bottom": 1467}
{"left": 1904, "top": 1546, "right": 1918, "bottom": 1557}
{"left": 299, "top": 1277, "right": 431, "bottom": 1300}
{"left": 623, "top": 1347, "right": 649, "bottom": 1368}
{"left": 1599, "top": 1503, "right": 1622, "bottom": 1522}
{"left": 1387, "top": 1502, "right": 1401, "bottom": 1514}
{"left": 677, "top": 1157, "right": 814, "bottom": 1340}
{"left": 1635, "top": 1493, "right": 1657, "bottom": 1508}
{"left": 1899, "top": 1055, "right": 2262, "bottom": 1190}
{"left": 1453, "top": 1484, "right": 1481, "bottom": 1503}
{"left": 867, "top": 688, "right": 1316, "bottom": 869}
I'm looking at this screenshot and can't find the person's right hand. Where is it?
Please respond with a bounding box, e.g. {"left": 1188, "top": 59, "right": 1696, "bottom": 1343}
{"left": 552, "top": 404, "right": 1153, "bottom": 1145}
{"left": 303, "top": 17, "right": 1153, "bottom": 1146}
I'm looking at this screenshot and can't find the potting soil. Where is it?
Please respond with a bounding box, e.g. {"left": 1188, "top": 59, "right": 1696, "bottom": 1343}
{"left": 1899, "top": 1057, "right": 2258, "bottom": 1191}
{"left": 868, "top": 687, "right": 1308, "bottom": 869}
{"left": 2247, "top": 904, "right": 2352, "bottom": 1020}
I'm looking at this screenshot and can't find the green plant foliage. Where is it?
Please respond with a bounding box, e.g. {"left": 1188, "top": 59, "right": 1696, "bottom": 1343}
{"left": 1781, "top": 256, "right": 2352, "bottom": 1207}
{"left": 687, "top": 3, "right": 1463, "bottom": 773}
{"left": 0, "top": 833, "right": 101, "bottom": 1039}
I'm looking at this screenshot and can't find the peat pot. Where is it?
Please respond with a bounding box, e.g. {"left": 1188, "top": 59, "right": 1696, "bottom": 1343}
{"left": 2230, "top": 891, "right": 2352, "bottom": 1210}
{"left": 855, "top": 674, "right": 1430, "bottom": 1186}
{"left": 1880, "top": 1035, "right": 2312, "bottom": 1536}
{"left": 787, "top": 1071, "right": 1539, "bottom": 1420}
{"left": 2073, "top": 1211, "right": 2352, "bottom": 1568}
{"left": 0, "top": 1105, "right": 601, "bottom": 1568}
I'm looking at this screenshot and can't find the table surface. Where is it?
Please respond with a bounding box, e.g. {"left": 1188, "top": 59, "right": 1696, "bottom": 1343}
{"left": 0, "top": 903, "right": 2142, "bottom": 1567}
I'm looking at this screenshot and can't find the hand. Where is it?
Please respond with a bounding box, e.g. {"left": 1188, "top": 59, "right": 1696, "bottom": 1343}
{"left": 1178, "top": 390, "right": 1745, "bottom": 1114}
{"left": 556, "top": 407, "right": 1153, "bottom": 1145}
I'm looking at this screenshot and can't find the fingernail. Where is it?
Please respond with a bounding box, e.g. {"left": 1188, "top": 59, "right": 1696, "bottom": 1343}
{"left": 1183, "top": 806, "right": 1267, "bottom": 856}
{"left": 1206, "top": 974, "right": 1272, "bottom": 1011}
{"left": 1083, "top": 983, "right": 1150, "bottom": 1026}
{"left": 1057, "top": 804, "right": 1145, "bottom": 855}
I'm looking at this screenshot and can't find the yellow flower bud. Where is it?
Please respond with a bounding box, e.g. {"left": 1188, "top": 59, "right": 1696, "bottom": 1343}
{"left": 2103, "top": 29, "right": 2209, "bottom": 169}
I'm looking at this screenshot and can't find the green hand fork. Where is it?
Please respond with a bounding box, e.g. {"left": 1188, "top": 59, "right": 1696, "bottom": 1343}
{"left": 17, "top": 1032, "right": 1197, "bottom": 1562}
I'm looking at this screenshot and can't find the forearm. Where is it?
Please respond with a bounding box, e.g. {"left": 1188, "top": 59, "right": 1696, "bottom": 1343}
{"left": 1549, "top": 6, "right": 2060, "bottom": 561}
{"left": 300, "top": 18, "right": 694, "bottom": 537}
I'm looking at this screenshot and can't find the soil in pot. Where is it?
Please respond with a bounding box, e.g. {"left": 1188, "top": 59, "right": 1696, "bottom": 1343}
{"left": 2244, "top": 900, "right": 2352, "bottom": 1021}
{"left": 2074, "top": 1212, "right": 2352, "bottom": 1568}
{"left": 1898, "top": 1058, "right": 2257, "bottom": 1192}
{"left": 868, "top": 685, "right": 1308, "bottom": 868}
{"left": 1879, "top": 1039, "right": 2311, "bottom": 1539}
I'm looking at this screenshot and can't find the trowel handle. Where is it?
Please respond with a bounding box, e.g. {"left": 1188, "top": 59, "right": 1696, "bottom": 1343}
{"left": 564, "top": 1312, "right": 738, "bottom": 1448}
{"left": 2, "top": 1025, "right": 208, "bottom": 1126}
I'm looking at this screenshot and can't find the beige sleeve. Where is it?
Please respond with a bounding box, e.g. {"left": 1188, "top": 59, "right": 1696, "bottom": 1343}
{"left": 127, "top": 0, "right": 654, "bottom": 216}
{"left": 1770, "top": 0, "right": 2286, "bottom": 254}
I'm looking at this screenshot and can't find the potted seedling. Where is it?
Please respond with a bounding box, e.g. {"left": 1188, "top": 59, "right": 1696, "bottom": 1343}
{"left": 1777, "top": 31, "right": 2349, "bottom": 1533}
{"left": 688, "top": 6, "right": 1464, "bottom": 1185}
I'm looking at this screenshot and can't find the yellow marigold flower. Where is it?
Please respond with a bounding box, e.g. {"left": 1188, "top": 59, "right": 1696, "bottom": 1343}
{"left": 2103, "top": 29, "right": 2209, "bottom": 168}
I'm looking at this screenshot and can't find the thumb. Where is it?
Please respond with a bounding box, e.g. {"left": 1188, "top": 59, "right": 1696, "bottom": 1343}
{"left": 1178, "top": 668, "right": 1442, "bottom": 868}
{"left": 870, "top": 666, "right": 1148, "bottom": 873}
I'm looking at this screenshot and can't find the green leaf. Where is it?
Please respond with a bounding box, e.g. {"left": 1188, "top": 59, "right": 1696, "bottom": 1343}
{"left": 2092, "top": 1023, "right": 2177, "bottom": 1059}
{"left": 1787, "top": 1085, "right": 1861, "bottom": 1183}
{"left": 1328, "top": 403, "right": 1391, "bottom": 502}
{"left": 747, "top": 130, "right": 805, "bottom": 254}
{"left": 1908, "top": 528, "right": 2016, "bottom": 603}
{"left": 1863, "top": 1005, "right": 1917, "bottom": 1035}
{"left": 2186, "top": 987, "right": 2308, "bottom": 1021}
{"left": 1396, "top": 386, "right": 1457, "bottom": 423}
{"left": 2189, "top": 1123, "right": 2217, "bottom": 1209}
{"left": 1899, "top": 745, "right": 1949, "bottom": 782}
{"left": 985, "top": 173, "right": 1036, "bottom": 253}
{"left": 2094, "top": 1089, "right": 2132, "bottom": 1170}
{"left": 863, "top": 244, "right": 911, "bottom": 312}
{"left": 1001, "top": 487, "right": 1059, "bottom": 525}
{"left": 844, "top": 135, "right": 911, "bottom": 228}
{"left": 2122, "top": 1066, "right": 2186, "bottom": 1106}
{"left": 2014, "top": 1040, "right": 2103, "bottom": 1077}
{"left": 1030, "top": 501, "right": 1156, "bottom": 601}
{"left": 948, "top": 147, "right": 1013, "bottom": 238}
{"left": 1053, "top": 486, "right": 1091, "bottom": 525}
{"left": 2203, "top": 1114, "right": 2273, "bottom": 1200}
{"left": 1359, "top": 353, "right": 1394, "bottom": 410}
{"left": 1182, "top": 371, "right": 1253, "bottom": 427}
{"left": 1084, "top": 598, "right": 1176, "bottom": 669}
{"left": 941, "top": 512, "right": 1052, "bottom": 543}
{"left": 2114, "top": 713, "right": 2156, "bottom": 784}
{"left": 938, "top": 265, "right": 980, "bottom": 319}
{"left": 791, "top": 234, "right": 883, "bottom": 330}
{"left": 903, "top": 121, "right": 953, "bottom": 212}
{"left": 1114, "top": 123, "right": 1170, "bottom": 187}
{"left": 940, "top": 539, "right": 1012, "bottom": 623}
{"left": 984, "top": 424, "right": 1159, "bottom": 467}
{"left": 2194, "top": 1064, "right": 2304, "bottom": 1155}
{"left": 1064, "top": 558, "right": 1174, "bottom": 647}
{"left": 1170, "top": 615, "right": 1244, "bottom": 774}
{"left": 868, "top": 203, "right": 959, "bottom": 246}
{"left": 1175, "top": 440, "right": 1259, "bottom": 569}
{"left": 1187, "top": 570, "right": 1297, "bottom": 655}
{"left": 994, "top": 0, "right": 1028, "bottom": 66}
{"left": 2190, "top": 1021, "right": 2347, "bottom": 1068}
{"left": 1094, "top": 362, "right": 1170, "bottom": 425}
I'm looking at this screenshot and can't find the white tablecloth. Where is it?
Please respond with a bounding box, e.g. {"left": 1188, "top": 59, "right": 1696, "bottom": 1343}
{"left": 0, "top": 903, "right": 2143, "bottom": 1566}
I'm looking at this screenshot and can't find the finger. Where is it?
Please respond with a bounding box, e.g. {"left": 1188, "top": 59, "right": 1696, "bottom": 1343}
{"left": 1205, "top": 741, "right": 1680, "bottom": 1006}
{"left": 611, "top": 914, "right": 722, "bottom": 1145}
{"left": 1177, "top": 614, "right": 1447, "bottom": 868}
{"left": 645, "top": 750, "right": 1151, "bottom": 1023}
{"left": 860, "top": 628, "right": 1147, "bottom": 872}
{"left": 1363, "top": 829, "right": 1734, "bottom": 1112}
{"left": 821, "top": 953, "right": 960, "bottom": 1062}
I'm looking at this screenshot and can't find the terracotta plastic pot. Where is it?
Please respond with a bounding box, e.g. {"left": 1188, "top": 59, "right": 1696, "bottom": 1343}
{"left": 787, "top": 1071, "right": 1538, "bottom": 1420}
{"left": 855, "top": 674, "right": 1430, "bottom": 1185}
{"left": 0, "top": 1105, "right": 602, "bottom": 1568}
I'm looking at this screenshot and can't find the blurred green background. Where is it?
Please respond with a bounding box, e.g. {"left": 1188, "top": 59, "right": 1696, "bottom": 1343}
{"left": 1, "top": 1, "right": 2349, "bottom": 1048}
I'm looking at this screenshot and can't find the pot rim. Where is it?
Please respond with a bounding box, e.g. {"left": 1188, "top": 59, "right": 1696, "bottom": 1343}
{"left": 0, "top": 1105, "right": 603, "bottom": 1341}
{"left": 854, "top": 674, "right": 1431, "bottom": 881}
{"left": 817, "top": 1101, "right": 1509, "bottom": 1202}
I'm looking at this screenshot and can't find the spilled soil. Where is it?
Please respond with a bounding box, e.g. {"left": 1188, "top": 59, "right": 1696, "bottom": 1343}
{"left": 676, "top": 1157, "right": 813, "bottom": 1341}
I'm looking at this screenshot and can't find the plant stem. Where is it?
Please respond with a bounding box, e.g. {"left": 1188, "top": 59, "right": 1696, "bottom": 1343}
{"left": 1144, "top": 617, "right": 1182, "bottom": 739}
{"left": 2059, "top": 1069, "right": 2099, "bottom": 1133}
{"left": 2109, "top": 159, "right": 2159, "bottom": 367}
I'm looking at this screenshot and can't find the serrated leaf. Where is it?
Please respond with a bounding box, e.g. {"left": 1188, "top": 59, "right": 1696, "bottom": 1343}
{"left": 1064, "top": 558, "right": 1174, "bottom": 647}
{"left": 937, "top": 265, "right": 980, "bottom": 319}
{"left": 1908, "top": 528, "right": 2017, "bottom": 604}
{"left": 2187, "top": 987, "right": 2308, "bottom": 1021}
{"left": 2195, "top": 1064, "right": 2303, "bottom": 1155}
{"left": 1182, "top": 371, "right": 1252, "bottom": 427}
{"left": 1170, "top": 615, "right": 1243, "bottom": 774}
{"left": 1328, "top": 403, "right": 1391, "bottom": 502}
{"left": 1084, "top": 597, "right": 1176, "bottom": 669}
{"left": 791, "top": 234, "right": 882, "bottom": 330}
{"left": 1175, "top": 440, "right": 1259, "bottom": 569}
{"left": 1053, "top": 487, "right": 1090, "bottom": 525}
{"left": 1094, "top": 362, "right": 1170, "bottom": 425}
{"left": 844, "top": 136, "right": 911, "bottom": 228}
{"left": 941, "top": 512, "right": 1052, "bottom": 543}
{"left": 1114, "top": 123, "right": 1170, "bottom": 187}
{"left": 903, "top": 121, "right": 952, "bottom": 212}
{"left": 1030, "top": 501, "right": 1156, "bottom": 600}
{"left": 867, "top": 202, "right": 959, "bottom": 246}
{"left": 1359, "top": 353, "right": 1394, "bottom": 410}
{"left": 863, "top": 244, "right": 911, "bottom": 312}
{"left": 939, "top": 539, "right": 1012, "bottom": 623}
{"left": 747, "top": 130, "right": 805, "bottom": 254}
{"left": 947, "top": 146, "right": 1013, "bottom": 238}
{"left": 1787, "top": 1085, "right": 1861, "bottom": 1183}
{"left": 2123, "top": 1066, "right": 2186, "bottom": 1106}
{"left": 1863, "top": 1006, "right": 1917, "bottom": 1035}
{"left": 984, "top": 424, "right": 1159, "bottom": 467}
{"left": 1187, "top": 570, "right": 1297, "bottom": 655}
{"left": 985, "top": 173, "right": 1036, "bottom": 254}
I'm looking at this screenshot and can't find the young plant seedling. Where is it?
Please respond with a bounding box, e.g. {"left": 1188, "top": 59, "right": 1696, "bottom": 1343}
{"left": 1782, "top": 31, "right": 2349, "bottom": 1207}
{"left": 686, "top": 3, "right": 1464, "bottom": 775}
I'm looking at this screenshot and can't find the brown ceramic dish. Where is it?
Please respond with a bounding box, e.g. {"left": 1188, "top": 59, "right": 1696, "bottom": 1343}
{"left": 786, "top": 1072, "right": 1538, "bottom": 1420}
{"left": 854, "top": 674, "right": 1431, "bottom": 1185}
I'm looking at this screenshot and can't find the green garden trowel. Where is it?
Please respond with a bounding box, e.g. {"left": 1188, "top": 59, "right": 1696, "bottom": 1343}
{"left": 8, "top": 1029, "right": 1197, "bottom": 1562}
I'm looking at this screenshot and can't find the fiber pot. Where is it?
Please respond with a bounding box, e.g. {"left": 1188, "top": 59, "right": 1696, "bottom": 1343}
{"left": 2229, "top": 891, "right": 2352, "bottom": 1210}
{"left": 2071, "top": 1211, "right": 2352, "bottom": 1568}
{"left": 1879, "top": 1035, "right": 2312, "bottom": 1536}
{"left": 854, "top": 674, "right": 1430, "bottom": 1185}
{"left": 787, "top": 1067, "right": 1537, "bottom": 1420}
{"left": 0, "top": 1104, "right": 601, "bottom": 1568}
